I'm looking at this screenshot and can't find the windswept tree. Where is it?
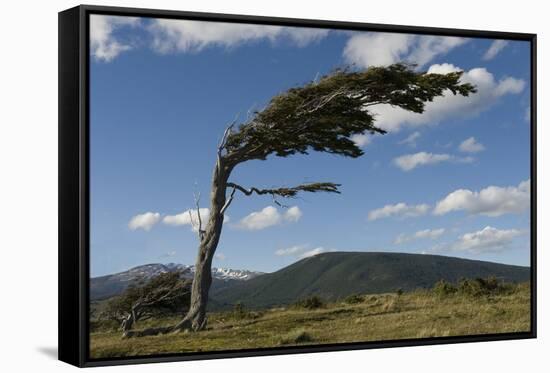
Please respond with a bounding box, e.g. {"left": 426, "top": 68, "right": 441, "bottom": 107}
{"left": 131, "top": 63, "right": 476, "bottom": 336}
{"left": 99, "top": 271, "right": 192, "bottom": 336}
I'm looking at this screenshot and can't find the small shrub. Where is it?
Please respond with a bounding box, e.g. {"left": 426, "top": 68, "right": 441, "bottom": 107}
{"left": 458, "top": 278, "right": 482, "bottom": 296}
{"left": 457, "top": 277, "right": 513, "bottom": 297}
{"left": 90, "top": 319, "right": 119, "bottom": 332}
{"left": 381, "top": 296, "right": 402, "bottom": 313}
{"left": 233, "top": 302, "right": 246, "bottom": 317}
{"left": 229, "top": 302, "right": 263, "bottom": 320}
{"left": 396, "top": 288, "right": 404, "bottom": 297}
{"left": 432, "top": 277, "right": 515, "bottom": 298}
{"left": 294, "top": 295, "right": 325, "bottom": 310}
{"left": 279, "top": 329, "right": 314, "bottom": 345}
{"left": 344, "top": 294, "right": 364, "bottom": 304}
{"left": 432, "top": 280, "right": 457, "bottom": 297}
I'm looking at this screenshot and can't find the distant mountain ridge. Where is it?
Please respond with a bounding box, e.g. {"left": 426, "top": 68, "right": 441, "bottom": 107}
{"left": 209, "top": 252, "right": 530, "bottom": 309}
{"left": 90, "top": 263, "right": 263, "bottom": 300}
{"left": 91, "top": 253, "right": 530, "bottom": 308}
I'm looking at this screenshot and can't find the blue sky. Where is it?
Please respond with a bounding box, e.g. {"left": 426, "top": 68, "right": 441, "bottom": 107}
{"left": 89, "top": 15, "right": 531, "bottom": 277}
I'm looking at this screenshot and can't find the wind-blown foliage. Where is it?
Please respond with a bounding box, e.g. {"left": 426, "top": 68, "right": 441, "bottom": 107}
{"left": 226, "top": 181, "right": 341, "bottom": 199}
{"left": 223, "top": 63, "right": 476, "bottom": 163}
{"left": 100, "top": 271, "right": 192, "bottom": 333}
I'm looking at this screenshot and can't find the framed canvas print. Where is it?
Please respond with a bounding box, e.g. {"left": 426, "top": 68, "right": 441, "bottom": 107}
{"left": 58, "top": 4, "right": 537, "bottom": 367}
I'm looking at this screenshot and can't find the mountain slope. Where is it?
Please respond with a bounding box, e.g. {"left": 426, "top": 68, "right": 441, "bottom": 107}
{"left": 90, "top": 263, "right": 262, "bottom": 300}
{"left": 210, "top": 252, "right": 530, "bottom": 308}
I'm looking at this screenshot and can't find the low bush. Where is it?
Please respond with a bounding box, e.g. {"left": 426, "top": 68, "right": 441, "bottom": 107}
{"left": 457, "top": 277, "right": 514, "bottom": 297}
{"left": 293, "top": 295, "right": 325, "bottom": 310}
{"left": 278, "top": 329, "right": 314, "bottom": 345}
{"left": 90, "top": 319, "right": 119, "bottom": 332}
{"left": 229, "top": 302, "right": 263, "bottom": 320}
{"left": 381, "top": 296, "right": 402, "bottom": 313}
{"left": 344, "top": 294, "right": 364, "bottom": 304}
{"left": 432, "top": 277, "right": 515, "bottom": 298}
{"left": 432, "top": 280, "right": 457, "bottom": 297}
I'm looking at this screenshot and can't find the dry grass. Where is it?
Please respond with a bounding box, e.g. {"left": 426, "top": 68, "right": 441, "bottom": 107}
{"left": 278, "top": 329, "right": 314, "bottom": 345}
{"left": 90, "top": 283, "right": 531, "bottom": 359}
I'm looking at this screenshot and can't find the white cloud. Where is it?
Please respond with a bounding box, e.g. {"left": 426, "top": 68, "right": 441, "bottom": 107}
{"left": 368, "top": 202, "right": 430, "bottom": 221}
{"left": 415, "top": 228, "right": 446, "bottom": 239}
{"left": 343, "top": 33, "right": 467, "bottom": 68}
{"left": 407, "top": 36, "right": 469, "bottom": 67}
{"left": 344, "top": 33, "right": 412, "bottom": 67}
{"left": 128, "top": 212, "right": 161, "bottom": 231}
{"left": 148, "top": 19, "right": 328, "bottom": 53}
{"left": 351, "top": 133, "right": 371, "bottom": 147}
{"left": 275, "top": 244, "right": 331, "bottom": 259}
{"left": 214, "top": 253, "right": 226, "bottom": 261}
{"left": 299, "top": 247, "right": 327, "bottom": 259}
{"left": 90, "top": 15, "right": 140, "bottom": 62}
{"left": 237, "top": 206, "right": 281, "bottom": 230}
{"left": 426, "top": 63, "right": 461, "bottom": 75}
{"left": 394, "top": 152, "right": 452, "bottom": 171}
{"left": 160, "top": 250, "right": 177, "bottom": 258}
{"left": 369, "top": 64, "right": 525, "bottom": 132}
{"left": 459, "top": 137, "right": 485, "bottom": 153}
{"left": 236, "top": 205, "right": 302, "bottom": 230}
{"left": 395, "top": 228, "right": 445, "bottom": 244}
{"left": 450, "top": 226, "right": 525, "bottom": 253}
{"left": 436, "top": 140, "right": 454, "bottom": 149}
{"left": 434, "top": 179, "right": 530, "bottom": 217}
{"left": 494, "top": 76, "right": 525, "bottom": 96}
{"left": 163, "top": 208, "right": 211, "bottom": 232}
{"left": 483, "top": 40, "right": 509, "bottom": 61}
{"left": 284, "top": 206, "right": 303, "bottom": 222}
{"left": 456, "top": 156, "right": 475, "bottom": 164}
{"left": 398, "top": 131, "right": 421, "bottom": 147}
{"left": 275, "top": 244, "right": 308, "bottom": 256}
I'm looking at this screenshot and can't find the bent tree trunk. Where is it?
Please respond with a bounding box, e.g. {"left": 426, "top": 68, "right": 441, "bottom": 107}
{"left": 121, "top": 305, "right": 139, "bottom": 332}
{"left": 173, "top": 159, "right": 232, "bottom": 332}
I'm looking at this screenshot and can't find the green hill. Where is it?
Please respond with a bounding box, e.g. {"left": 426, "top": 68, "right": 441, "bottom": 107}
{"left": 210, "top": 252, "right": 530, "bottom": 308}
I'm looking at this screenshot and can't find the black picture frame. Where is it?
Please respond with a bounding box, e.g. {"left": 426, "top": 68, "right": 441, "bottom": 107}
{"left": 59, "top": 4, "right": 537, "bottom": 367}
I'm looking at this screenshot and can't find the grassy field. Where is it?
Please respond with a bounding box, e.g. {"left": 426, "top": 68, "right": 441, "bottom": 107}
{"left": 90, "top": 282, "right": 530, "bottom": 358}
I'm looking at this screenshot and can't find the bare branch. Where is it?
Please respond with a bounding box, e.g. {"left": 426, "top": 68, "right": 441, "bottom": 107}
{"left": 313, "top": 71, "right": 320, "bottom": 85}
{"left": 246, "top": 103, "right": 257, "bottom": 122}
{"left": 187, "top": 209, "right": 196, "bottom": 231}
{"left": 218, "top": 125, "right": 233, "bottom": 153}
{"left": 226, "top": 181, "right": 341, "bottom": 199}
{"left": 194, "top": 192, "right": 202, "bottom": 232}
{"left": 271, "top": 194, "right": 289, "bottom": 208}
{"left": 193, "top": 191, "right": 205, "bottom": 241}
{"left": 220, "top": 187, "right": 237, "bottom": 215}
{"left": 218, "top": 113, "right": 239, "bottom": 156}
{"left": 300, "top": 86, "right": 348, "bottom": 114}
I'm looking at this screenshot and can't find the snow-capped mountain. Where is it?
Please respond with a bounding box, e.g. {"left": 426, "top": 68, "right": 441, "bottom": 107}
{"left": 210, "top": 267, "right": 260, "bottom": 281}
{"left": 118, "top": 263, "right": 262, "bottom": 281}
{"left": 90, "top": 263, "right": 263, "bottom": 300}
